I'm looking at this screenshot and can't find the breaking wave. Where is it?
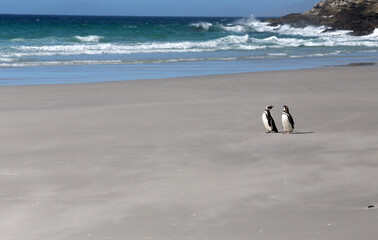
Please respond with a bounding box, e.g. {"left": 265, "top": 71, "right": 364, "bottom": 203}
{"left": 72, "top": 35, "right": 104, "bottom": 43}
{"left": 189, "top": 15, "right": 378, "bottom": 38}
{"left": 189, "top": 22, "right": 213, "bottom": 31}
{"left": 1, "top": 15, "right": 377, "bottom": 68}
{"left": 5, "top": 35, "right": 257, "bottom": 58}
{"left": 3, "top": 28, "right": 377, "bottom": 60}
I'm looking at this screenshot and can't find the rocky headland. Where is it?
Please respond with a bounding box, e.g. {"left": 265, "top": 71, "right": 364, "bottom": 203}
{"left": 267, "top": 0, "right": 378, "bottom": 35}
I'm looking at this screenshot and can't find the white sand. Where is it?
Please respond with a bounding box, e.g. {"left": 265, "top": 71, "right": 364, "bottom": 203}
{"left": 1, "top": 65, "right": 378, "bottom": 240}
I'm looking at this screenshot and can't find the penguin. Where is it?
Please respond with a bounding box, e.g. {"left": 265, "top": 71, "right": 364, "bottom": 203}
{"left": 282, "top": 105, "right": 295, "bottom": 134}
{"left": 262, "top": 105, "right": 278, "bottom": 133}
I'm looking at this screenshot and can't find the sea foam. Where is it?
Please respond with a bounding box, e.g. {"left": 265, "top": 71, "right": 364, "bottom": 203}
{"left": 5, "top": 30, "right": 377, "bottom": 59}
{"left": 73, "top": 35, "right": 103, "bottom": 43}
{"left": 9, "top": 35, "right": 254, "bottom": 57}
{"left": 0, "top": 15, "right": 377, "bottom": 70}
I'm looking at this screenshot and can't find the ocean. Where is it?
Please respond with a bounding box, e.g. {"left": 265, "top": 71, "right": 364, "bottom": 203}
{"left": 0, "top": 14, "right": 377, "bottom": 86}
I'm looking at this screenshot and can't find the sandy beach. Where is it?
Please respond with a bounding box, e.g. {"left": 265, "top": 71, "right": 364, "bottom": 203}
{"left": 1, "top": 65, "right": 378, "bottom": 240}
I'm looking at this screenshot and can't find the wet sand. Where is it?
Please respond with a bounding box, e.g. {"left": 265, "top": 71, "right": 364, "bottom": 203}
{"left": 1, "top": 65, "right": 378, "bottom": 240}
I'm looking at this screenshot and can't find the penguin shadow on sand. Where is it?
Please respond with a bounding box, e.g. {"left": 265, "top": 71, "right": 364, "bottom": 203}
{"left": 290, "top": 131, "right": 314, "bottom": 135}
{"left": 262, "top": 105, "right": 314, "bottom": 134}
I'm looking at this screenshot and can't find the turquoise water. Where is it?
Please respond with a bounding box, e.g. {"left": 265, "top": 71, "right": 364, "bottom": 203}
{"left": 1, "top": 14, "right": 377, "bottom": 86}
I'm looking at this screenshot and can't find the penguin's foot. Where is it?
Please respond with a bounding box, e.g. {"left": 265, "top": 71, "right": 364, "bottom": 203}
{"left": 289, "top": 131, "right": 293, "bottom": 134}
{"left": 283, "top": 131, "right": 286, "bottom": 134}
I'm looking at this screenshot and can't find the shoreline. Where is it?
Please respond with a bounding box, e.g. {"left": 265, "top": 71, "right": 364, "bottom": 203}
{"left": 1, "top": 61, "right": 377, "bottom": 88}
{"left": 1, "top": 64, "right": 378, "bottom": 239}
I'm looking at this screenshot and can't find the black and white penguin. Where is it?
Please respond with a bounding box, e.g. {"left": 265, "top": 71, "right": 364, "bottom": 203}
{"left": 262, "top": 105, "right": 278, "bottom": 133}
{"left": 282, "top": 105, "right": 295, "bottom": 134}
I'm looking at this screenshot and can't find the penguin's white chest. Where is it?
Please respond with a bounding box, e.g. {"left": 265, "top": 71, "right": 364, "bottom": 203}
{"left": 282, "top": 114, "right": 293, "bottom": 132}
{"left": 262, "top": 112, "right": 272, "bottom": 131}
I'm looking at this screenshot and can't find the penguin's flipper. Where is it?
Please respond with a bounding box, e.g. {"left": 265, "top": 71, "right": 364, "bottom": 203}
{"left": 288, "top": 114, "right": 295, "bottom": 129}
{"left": 269, "top": 114, "right": 278, "bottom": 133}
{"left": 267, "top": 114, "right": 273, "bottom": 127}
{"left": 272, "top": 120, "right": 278, "bottom": 132}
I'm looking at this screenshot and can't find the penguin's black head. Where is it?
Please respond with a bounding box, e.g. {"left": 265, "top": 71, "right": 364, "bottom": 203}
{"left": 283, "top": 105, "right": 289, "bottom": 113}
{"left": 265, "top": 105, "right": 274, "bottom": 111}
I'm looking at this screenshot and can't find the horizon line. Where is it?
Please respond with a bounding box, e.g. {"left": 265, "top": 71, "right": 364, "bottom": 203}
{"left": 0, "top": 12, "right": 282, "bottom": 18}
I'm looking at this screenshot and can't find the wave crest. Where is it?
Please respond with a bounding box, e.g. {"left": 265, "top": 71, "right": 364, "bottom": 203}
{"left": 4, "top": 30, "right": 377, "bottom": 59}
{"left": 73, "top": 35, "right": 104, "bottom": 43}
{"left": 188, "top": 22, "right": 224, "bottom": 32}
{"left": 8, "top": 35, "right": 255, "bottom": 57}
{"left": 189, "top": 22, "right": 213, "bottom": 31}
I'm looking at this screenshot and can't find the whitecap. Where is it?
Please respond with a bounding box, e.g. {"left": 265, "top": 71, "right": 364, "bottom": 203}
{"left": 10, "top": 34, "right": 255, "bottom": 57}
{"left": 364, "top": 28, "right": 378, "bottom": 38}
{"left": 7, "top": 26, "right": 378, "bottom": 60}
{"left": 73, "top": 35, "right": 103, "bottom": 43}
{"left": 267, "top": 53, "right": 288, "bottom": 56}
{"left": 189, "top": 22, "right": 213, "bottom": 31}
{"left": 0, "top": 57, "right": 13, "bottom": 62}
{"left": 221, "top": 14, "right": 374, "bottom": 42}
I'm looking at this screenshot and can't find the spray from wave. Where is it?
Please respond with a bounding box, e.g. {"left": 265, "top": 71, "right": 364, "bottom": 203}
{"left": 0, "top": 15, "right": 377, "bottom": 69}
{"left": 190, "top": 15, "right": 378, "bottom": 38}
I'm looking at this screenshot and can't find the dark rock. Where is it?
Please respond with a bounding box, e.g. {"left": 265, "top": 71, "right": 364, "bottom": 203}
{"left": 368, "top": 205, "right": 375, "bottom": 209}
{"left": 266, "top": 0, "right": 378, "bottom": 36}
